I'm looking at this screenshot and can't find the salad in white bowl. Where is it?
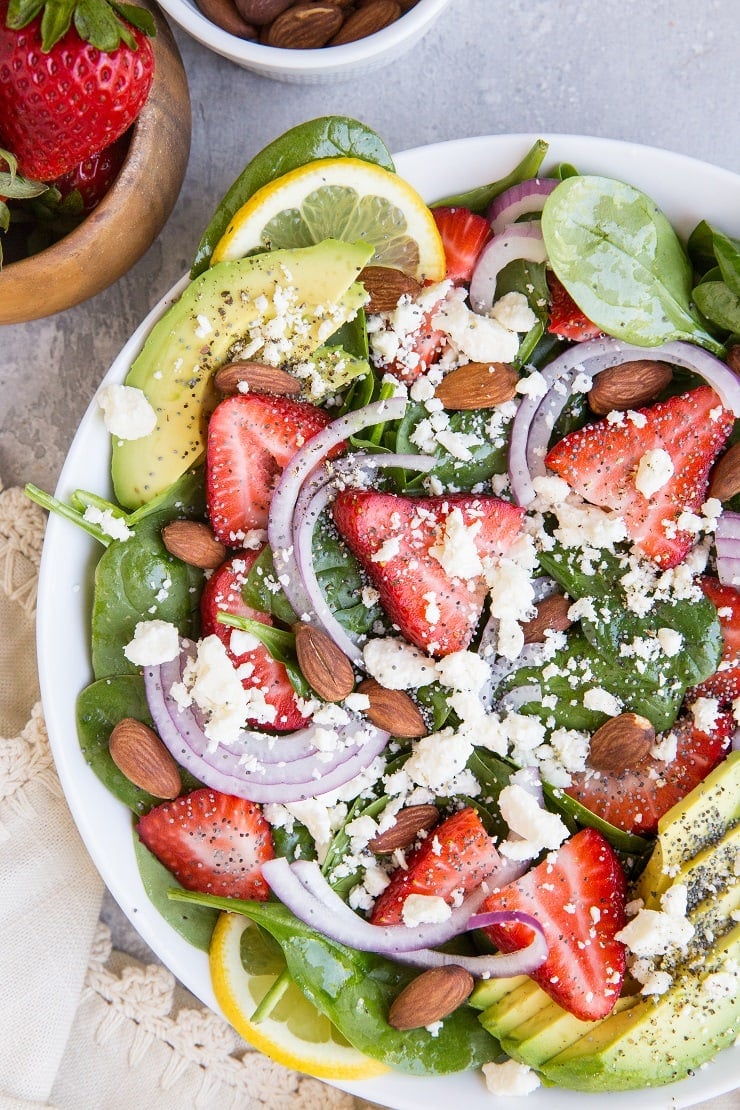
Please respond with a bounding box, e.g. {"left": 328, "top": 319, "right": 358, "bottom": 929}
{"left": 33, "top": 118, "right": 740, "bottom": 1107}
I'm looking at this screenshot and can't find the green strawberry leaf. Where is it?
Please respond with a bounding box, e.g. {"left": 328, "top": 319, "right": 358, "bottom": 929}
{"left": 109, "top": 0, "right": 155, "bottom": 34}
{"left": 72, "top": 0, "right": 137, "bottom": 51}
{"left": 5, "top": 0, "right": 155, "bottom": 49}
{"left": 6, "top": 0, "right": 45, "bottom": 29}
{"left": 39, "top": 0, "right": 75, "bottom": 48}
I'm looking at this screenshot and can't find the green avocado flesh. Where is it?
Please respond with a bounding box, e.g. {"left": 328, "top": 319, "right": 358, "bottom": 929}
{"left": 477, "top": 754, "right": 739, "bottom": 1090}
{"left": 112, "top": 239, "right": 374, "bottom": 509}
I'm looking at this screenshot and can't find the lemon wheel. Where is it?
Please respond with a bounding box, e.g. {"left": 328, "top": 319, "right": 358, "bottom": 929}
{"left": 211, "top": 157, "right": 446, "bottom": 283}
{"left": 210, "top": 911, "right": 387, "bottom": 1080}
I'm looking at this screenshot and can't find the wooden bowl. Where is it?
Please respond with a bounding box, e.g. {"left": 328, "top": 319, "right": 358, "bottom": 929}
{"left": 0, "top": 2, "right": 191, "bottom": 325}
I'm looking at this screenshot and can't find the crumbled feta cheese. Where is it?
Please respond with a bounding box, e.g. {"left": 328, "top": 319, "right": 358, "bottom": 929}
{"left": 583, "top": 687, "right": 622, "bottom": 717}
{"left": 429, "top": 508, "right": 484, "bottom": 580}
{"left": 490, "top": 291, "right": 537, "bottom": 333}
{"left": 229, "top": 628, "right": 262, "bottom": 655}
{"left": 498, "top": 783, "right": 569, "bottom": 860}
{"left": 175, "top": 634, "right": 276, "bottom": 745}
{"left": 482, "top": 1059, "right": 541, "bottom": 1096}
{"left": 634, "top": 448, "right": 675, "bottom": 498}
{"left": 402, "top": 893, "right": 451, "bottom": 927}
{"left": 82, "top": 504, "right": 133, "bottom": 541}
{"left": 435, "top": 650, "right": 490, "bottom": 693}
{"left": 657, "top": 627, "right": 683, "bottom": 657}
{"left": 432, "top": 289, "right": 521, "bottom": 363}
{"left": 405, "top": 728, "right": 474, "bottom": 793}
{"left": 690, "top": 695, "right": 720, "bottom": 733}
{"left": 615, "top": 884, "right": 694, "bottom": 957}
{"left": 97, "top": 384, "right": 157, "bottom": 441}
{"left": 123, "top": 619, "right": 180, "bottom": 666}
{"left": 363, "top": 637, "right": 437, "bottom": 690}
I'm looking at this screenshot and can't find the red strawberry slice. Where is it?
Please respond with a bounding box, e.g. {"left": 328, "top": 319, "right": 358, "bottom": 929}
{"left": 136, "top": 787, "right": 274, "bottom": 900}
{"left": 370, "top": 807, "right": 498, "bottom": 926}
{"left": 691, "top": 578, "right": 740, "bottom": 704}
{"left": 331, "top": 490, "right": 524, "bottom": 656}
{"left": 432, "top": 206, "right": 492, "bottom": 285}
{"left": 547, "top": 274, "right": 602, "bottom": 341}
{"left": 0, "top": 1, "right": 154, "bottom": 182}
{"left": 201, "top": 550, "right": 309, "bottom": 733}
{"left": 377, "top": 301, "right": 447, "bottom": 385}
{"left": 545, "top": 386, "right": 734, "bottom": 567}
{"left": 564, "top": 713, "right": 732, "bottom": 835}
{"left": 480, "top": 828, "right": 627, "bottom": 1021}
{"left": 206, "top": 392, "right": 332, "bottom": 545}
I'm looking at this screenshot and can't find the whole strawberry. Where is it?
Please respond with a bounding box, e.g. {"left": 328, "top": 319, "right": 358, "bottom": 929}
{"left": 0, "top": 0, "right": 155, "bottom": 181}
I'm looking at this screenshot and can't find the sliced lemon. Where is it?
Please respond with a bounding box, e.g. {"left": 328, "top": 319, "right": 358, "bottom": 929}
{"left": 211, "top": 157, "right": 446, "bottom": 283}
{"left": 210, "top": 911, "right": 387, "bottom": 1080}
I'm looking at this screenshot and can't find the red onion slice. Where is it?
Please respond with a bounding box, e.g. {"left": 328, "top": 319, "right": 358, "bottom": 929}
{"left": 268, "top": 397, "right": 408, "bottom": 622}
{"left": 509, "top": 338, "right": 740, "bottom": 507}
{"left": 469, "top": 222, "right": 547, "bottom": 316}
{"left": 715, "top": 511, "right": 740, "bottom": 586}
{"left": 488, "top": 178, "right": 559, "bottom": 236}
{"left": 144, "top": 642, "right": 390, "bottom": 803}
{"left": 261, "top": 857, "right": 548, "bottom": 976}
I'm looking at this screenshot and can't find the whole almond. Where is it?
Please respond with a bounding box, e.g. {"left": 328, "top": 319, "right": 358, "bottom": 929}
{"left": 267, "top": 3, "right": 343, "bottom": 46}
{"left": 195, "top": 0, "right": 257, "bottom": 36}
{"left": 109, "top": 718, "right": 182, "bottom": 799}
{"left": 522, "top": 592, "right": 573, "bottom": 644}
{"left": 368, "top": 804, "right": 440, "bottom": 853}
{"left": 357, "top": 678, "right": 428, "bottom": 738}
{"left": 588, "top": 712, "right": 655, "bottom": 773}
{"left": 162, "top": 520, "right": 227, "bottom": 569}
{"left": 388, "top": 965, "right": 474, "bottom": 1029}
{"left": 294, "top": 623, "right": 355, "bottom": 702}
{"left": 330, "top": 0, "right": 400, "bottom": 43}
{"left": 434, "top": 362, "right": 519, "bottom": 410}
{"left": 213, "top": 360, "right": 301, "bottom": 396}
{"left": 360, "top": 265, "right": 421, "bottom": 312}
{"left": 708, "top": 442, "right": 740, "bottom": 502}
{"left": 587, "top": 360, "right": 673, "bottom": 415}
{"left": 233, "top": 0, "right": 293, "bottom": 23}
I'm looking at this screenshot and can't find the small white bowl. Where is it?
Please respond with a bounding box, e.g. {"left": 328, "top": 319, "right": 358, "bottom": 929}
{"left": 155, "top": 0, "right": 453, "bottom": 83}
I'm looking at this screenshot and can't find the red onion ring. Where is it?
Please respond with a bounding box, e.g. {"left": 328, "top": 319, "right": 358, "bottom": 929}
{"left": 268, "top": 398, "right": 408, "bottom": 622}
{"left": 715, "top": 511, "right": 740, "bottom": 587}
{"left": 508, "top": 338, "right": 740, "bottom": 507}
{"left": 144, "top": 641, "right": 390, "bottom": 803}
{"left": 488, "top": 178, "right": 559, "bottom": 236}
{"left": 261, "top": 857, "right": 548, "bottom": 977}
{"left": 469, "top": 222, "right": 547, "bottom": 316}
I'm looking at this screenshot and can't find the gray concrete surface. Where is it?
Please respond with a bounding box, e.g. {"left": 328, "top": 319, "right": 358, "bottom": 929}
{"left": 2, "top": 0, "right": 740, "bottom": 1096}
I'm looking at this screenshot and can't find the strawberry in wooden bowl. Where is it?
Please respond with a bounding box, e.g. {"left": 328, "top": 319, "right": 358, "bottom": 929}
{"left": 0, "top": 0, "right": 190, "bottom": 323}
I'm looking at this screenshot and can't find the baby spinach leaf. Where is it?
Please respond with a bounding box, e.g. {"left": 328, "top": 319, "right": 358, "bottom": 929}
{"left": 241, "top": 545, "right": 299, "bottom": 625}
{"left": 692, "top": 281, "right": 740, "bottom": 334}
{"left": 169, "top": 892, "right": 499, "bottom": 1074}
{"left": 134, "top": 837, "right": 218, "bottom": 951}
{"left": 91, "top": 469, "right": 206, "bottom": 679}
{"left": 542, "top": 176, "right": 723, "bottom": 354}
{"left": 395, "top": 403, "right": 509, "bottom": 491}
{"left": 495, "top": 257, "right": 550, "bottom": 368}
{"left": 432, "top": 139, "right": 549, "bottom": 213}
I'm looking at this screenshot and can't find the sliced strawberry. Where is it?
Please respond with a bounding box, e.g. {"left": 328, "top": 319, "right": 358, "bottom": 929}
{"left": 206, "top": 392, "right": 332, "bottom": 545}
{"left": 545, "top": 386, "right": 734, "bottom": 567}
{"left": 432, "top": 206, "right": 492, "bottom": 285}
{"left": 136, "top": 787, "right": 274, "bottom": 900}
{"left": 375, "top": 301, "right": 447, "bottom": 385}
{"left": 692, "top": 578, "right": 740, "bottom": 703}
{"left": 370, "top": 807, "right": 498, "bottom": 926}
{"left": 547, "top": 274, "right": 602, "bottom": 341}
{"left": 480, "top": 828, "right": 627, "bottom": 1021}
{"left": 331, "top": 490, "right": 524, "bottom": 656}
{"left": 201, "top": 550, "right": 309, "bottom": 732}
{"left": 564, "top": 713, "right": 732, "bottom": 835}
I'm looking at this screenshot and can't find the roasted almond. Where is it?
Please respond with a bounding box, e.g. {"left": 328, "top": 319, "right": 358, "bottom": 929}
{"left": 359, "top": 265, "right": 421, "bottom": 312}
{"left": 330, "top": 0, "right": 401, "bottom": 43}
{"left": 195, "top": 0, "right": 257, "bottom": 36}
{"left": 388, "top": 965, "right": 474, "bottom": 1029}
{"left": 357, "top": 678, "right": 428, "bottom": 738}
{"left": 367, "top": 804, "right": 440, "bottom": 853}
{"left": 161, "top": 520, "right": 227, "bottom": 569}
{"left": 109, "top": 718, "right": 181, "bottom": 799}
{"left": 588, "top": 712, "right": 655, "bottom": 773}
{"left": 294, "top": 623, "right": 355, "bottom": 702}
{"left": 434, "top": 361, "right": 519, "bottom": 410}
{"left": 233, "top": 0, "right": 293, "bottom": 23}
{"left": 522, "top": 592, "right": 573, "bottom": 644}
{"left": 708, "top": 442, "right": 740, "bottom": 502}
{"left": 267, "top": 2, "right": 343, "bottom": 46}
{"left": 587, "top": 360, "right": 673, "bottom": 415}
{"left": 213, "top": 360, "right": 301, "bottom": 396}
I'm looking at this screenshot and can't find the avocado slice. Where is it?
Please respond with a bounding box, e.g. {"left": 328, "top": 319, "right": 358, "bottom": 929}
{"left": 539, "top": 923, "right": 740, "bottom": 1091}
{"left": 500, "top": 994, "right": 639, "bottom": 1068}
{"left": 634, "top": 751, "right": 739, "bottom": 907}
{"left": 469, "top": 974, "right": 530, "bottom": 1012}
{"left": 478, "top": 979, "right": 553, "bottom": 1039}
{"left": 112, "top": 239, "right": 374, "bottom": 509}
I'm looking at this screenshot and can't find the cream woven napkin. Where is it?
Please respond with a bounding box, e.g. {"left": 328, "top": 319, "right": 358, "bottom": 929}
{"left": 0, "top": 479, "right": 364, "bottom": 1110}
{"left": 0, "top": 477, "right": 734, "bottom": 1110}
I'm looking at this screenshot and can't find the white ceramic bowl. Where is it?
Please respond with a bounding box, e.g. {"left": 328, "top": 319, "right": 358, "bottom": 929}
{"left": 38, "top": 134, "right": 740, "bottom": 1110}
{"left": 156, "top": 0, "right": 453, "bottom": 83}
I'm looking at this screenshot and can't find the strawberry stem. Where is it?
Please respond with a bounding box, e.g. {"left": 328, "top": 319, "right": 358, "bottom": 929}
{"left": 6, "top": 0, "right": 155, "bottom": 51}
